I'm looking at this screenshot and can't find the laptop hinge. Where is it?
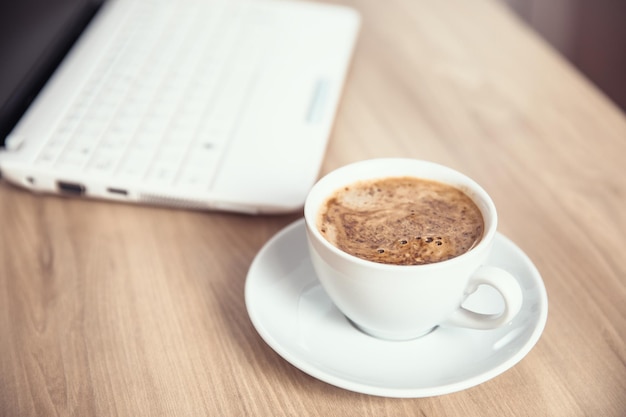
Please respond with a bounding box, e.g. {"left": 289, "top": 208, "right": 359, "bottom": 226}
{"left": 5, "top": 135, "right": 25, "bottom": 151}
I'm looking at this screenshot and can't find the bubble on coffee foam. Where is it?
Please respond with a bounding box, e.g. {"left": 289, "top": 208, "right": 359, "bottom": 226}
{"left": 365, "top": 233, "right": 457, "bottom": 265}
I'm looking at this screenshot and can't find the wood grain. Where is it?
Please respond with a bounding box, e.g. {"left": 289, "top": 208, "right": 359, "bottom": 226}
{"left": 1, "top": 0, "right": 625, "bottom": 415}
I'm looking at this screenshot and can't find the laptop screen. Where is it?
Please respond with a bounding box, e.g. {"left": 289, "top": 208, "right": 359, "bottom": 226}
{"left": 0, "top": 0, "right": 104, "bottom": 147}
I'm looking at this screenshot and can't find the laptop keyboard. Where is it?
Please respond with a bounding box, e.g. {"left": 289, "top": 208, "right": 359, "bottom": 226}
{"left": 33, "top": 0, "right": 275, "bottom": 190}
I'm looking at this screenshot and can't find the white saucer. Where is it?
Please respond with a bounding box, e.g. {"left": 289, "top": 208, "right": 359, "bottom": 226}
{"left": 245, "top": 219, "right": 548, "bottom": 398}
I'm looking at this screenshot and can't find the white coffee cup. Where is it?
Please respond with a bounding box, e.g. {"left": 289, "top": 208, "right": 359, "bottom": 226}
{"left": 304, "top": 158, "right": 523, "bottom": 341}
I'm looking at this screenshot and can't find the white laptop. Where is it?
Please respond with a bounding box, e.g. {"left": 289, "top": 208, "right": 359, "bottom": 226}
{"left": 0, "top": 0, "right": 360, "bottom": 214}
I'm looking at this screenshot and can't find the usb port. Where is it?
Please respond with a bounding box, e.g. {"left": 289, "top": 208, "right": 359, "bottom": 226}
{"left": 57, "top": 181, "right": 86, "bottom": 195}
{"left": 107, "top": 187, "right": 128, "bottom": 196}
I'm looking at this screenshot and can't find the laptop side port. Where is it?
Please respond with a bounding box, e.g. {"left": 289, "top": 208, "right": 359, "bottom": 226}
{"left": 57, "top": 181, "right": 86, "bottom": 195}
{"left": 106, "top": 187, "right": 128, "bottom": 196}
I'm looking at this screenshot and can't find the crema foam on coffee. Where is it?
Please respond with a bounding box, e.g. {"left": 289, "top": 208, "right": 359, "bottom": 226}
{"left": 317, "top": 176, "right": 484, "bottom": 265}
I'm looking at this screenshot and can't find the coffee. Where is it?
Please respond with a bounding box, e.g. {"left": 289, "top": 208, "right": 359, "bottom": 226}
{"left": 317, "top": 176, "right": 484, "bottom": 265}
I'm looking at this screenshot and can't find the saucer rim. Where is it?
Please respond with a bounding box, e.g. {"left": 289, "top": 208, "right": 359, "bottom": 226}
{"left": 245, "top": 219, "right": 548, "bottom": 398}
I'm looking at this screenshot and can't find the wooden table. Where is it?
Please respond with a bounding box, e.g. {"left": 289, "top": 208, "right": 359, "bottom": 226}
{"left": 1, "top": 0, "right": 625, "bottom": 415}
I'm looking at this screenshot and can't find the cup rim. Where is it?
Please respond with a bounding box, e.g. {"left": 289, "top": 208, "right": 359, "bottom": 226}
{"left": 304, "top": 158, "right": 498, "bottom": 270}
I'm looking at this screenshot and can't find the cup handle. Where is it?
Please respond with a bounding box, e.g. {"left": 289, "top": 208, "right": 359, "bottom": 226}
{"left": 442, "top": 266, "right": 523, "bottom": 330}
